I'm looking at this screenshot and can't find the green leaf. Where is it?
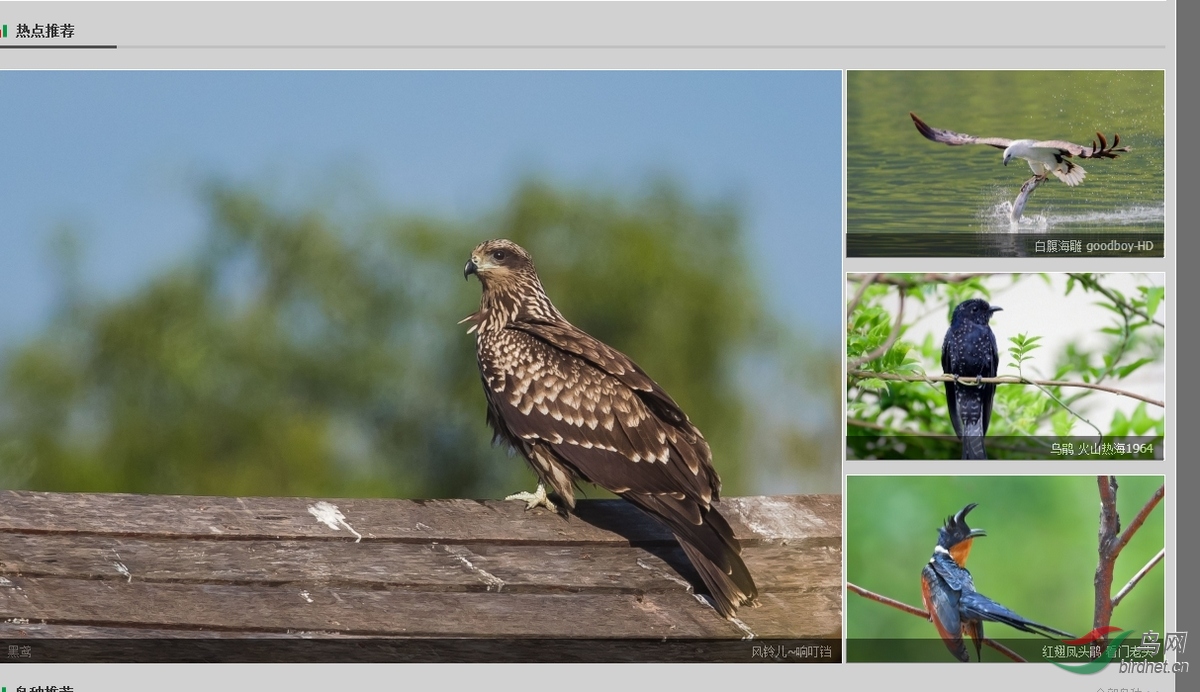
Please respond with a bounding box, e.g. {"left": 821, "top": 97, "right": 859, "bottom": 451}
{"left": 1115, "top": 357, "right": 1154, "bottom": 379}
{"left": 1143, "top": 287, "right": 1164, "bottom": 319}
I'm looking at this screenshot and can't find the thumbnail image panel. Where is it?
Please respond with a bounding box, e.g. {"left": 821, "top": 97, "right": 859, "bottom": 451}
{"left": 846, "top": 70, "right": 1164, "bottom": 257}
{"left": 846, "top": 475, "right": 1165, "bottom": 663}
{"left": 846, "top": 273, "right": 1164, "bottom": 460}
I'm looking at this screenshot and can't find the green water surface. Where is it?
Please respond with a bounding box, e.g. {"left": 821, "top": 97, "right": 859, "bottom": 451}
{"left": 848, "top": 71, "right": 1165, "bottom": 234}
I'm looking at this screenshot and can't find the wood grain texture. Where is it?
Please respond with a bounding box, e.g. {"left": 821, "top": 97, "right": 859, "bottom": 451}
{"left": 0, "top": 491, "right": 841, "bottom": 660}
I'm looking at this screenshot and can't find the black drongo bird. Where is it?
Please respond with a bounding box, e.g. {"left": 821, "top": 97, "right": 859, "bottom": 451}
{"left": 921, "top": 503, "right": 1075, "bottom": 662}
{"left": 942, "top": 299, "right": 1002, "bottom": 459}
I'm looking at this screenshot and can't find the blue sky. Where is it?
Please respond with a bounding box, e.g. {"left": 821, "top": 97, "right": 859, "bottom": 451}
{"left": 0, "top": 71, "right": 842, "bottom": 348}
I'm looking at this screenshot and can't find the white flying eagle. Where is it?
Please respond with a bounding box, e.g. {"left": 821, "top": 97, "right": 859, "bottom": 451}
{"left": 910, "top": 112, "right": 1131, "bottom": 221}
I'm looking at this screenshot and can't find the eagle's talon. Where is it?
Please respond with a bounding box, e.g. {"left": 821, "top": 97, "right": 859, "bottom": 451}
{"left": 505, "top": 484, "right": 557, "bottom": 512}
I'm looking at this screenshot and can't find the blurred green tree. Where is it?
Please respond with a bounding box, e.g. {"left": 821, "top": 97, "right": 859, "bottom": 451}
{"left": 0, "top": 179, "right": 838, "bottom": 498}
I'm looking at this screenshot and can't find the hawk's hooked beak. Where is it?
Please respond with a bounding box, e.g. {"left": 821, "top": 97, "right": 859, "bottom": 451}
{"left": 464, "top": 258, "right": 478, "bottom": 280}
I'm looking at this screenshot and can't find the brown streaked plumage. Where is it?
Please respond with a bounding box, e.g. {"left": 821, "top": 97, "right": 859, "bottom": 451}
{"left": 463, "top": 238, "right": 758, "bottom": 619}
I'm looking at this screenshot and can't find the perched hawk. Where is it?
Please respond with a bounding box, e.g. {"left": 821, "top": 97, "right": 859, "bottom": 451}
{"left": 463, "top": 238, "right": 758, "bottom": 619}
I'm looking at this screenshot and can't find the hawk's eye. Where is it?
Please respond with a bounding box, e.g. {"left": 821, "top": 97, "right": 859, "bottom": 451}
{"left": 491, "top": 250, "right": 506, "bottom": 261}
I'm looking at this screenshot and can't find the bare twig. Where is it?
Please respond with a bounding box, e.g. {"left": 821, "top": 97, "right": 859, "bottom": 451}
{"left": 1067, "top": 273, "right": 1166, "bottom": 328}
{"left": 846, "top": 273, "right": 880, "bottom": 318}
{"left": 846, "top": 582, "right": 1025, "bottom": 662}
{"left": 847, "top": 582, "right": 928, "bottom": 618}
{"left": 847, "top": 288, "right": 906, "bottom": 371}
{"left": 847, "top": 273, "right": 992, "bottom": 290}
{"left": 1021, "top": 379, "right": 1105, "bottom": 440}
{"left": 845, "top": 273, "right": 1164, "bottom": 328}
{"left": 1112, "top": 548, "right": 1165, "bottom": 608}
{"left": 847, "top": 370, "right": 1164, "bottom": 408}
{"left": 1113, "top": 484, "right": 1165, "bottom": 556}
{"left": 978, "top": 638, "right": 1024, "bottom": 663}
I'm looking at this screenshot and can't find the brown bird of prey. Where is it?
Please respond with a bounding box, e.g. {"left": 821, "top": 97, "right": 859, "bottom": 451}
{"left": 462, "top": 238, "right": 758, "bottom": 619}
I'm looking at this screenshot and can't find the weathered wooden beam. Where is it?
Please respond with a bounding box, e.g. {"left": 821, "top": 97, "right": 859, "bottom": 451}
{"left": 0, "top": 492, "right": 839, "bottom": 545}
{"left": 0, "top": 491, "right": 841, "bottom": 660}
{"left": 0, "top": 535, "right": 839, "bottom": 593}
{"left": 1, "top": 576, "right": 835, "bottom": 637}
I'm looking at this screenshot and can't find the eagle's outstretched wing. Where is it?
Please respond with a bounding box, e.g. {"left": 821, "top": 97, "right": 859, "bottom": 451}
{"left": 911, "top": 112, "right": 1131, "bottom": 159}
{"left": 911, "top": 112, "right": 1013, "bottom": 149}
{"left": 1030, "top": 132, "right": 1130, "bottom": 159}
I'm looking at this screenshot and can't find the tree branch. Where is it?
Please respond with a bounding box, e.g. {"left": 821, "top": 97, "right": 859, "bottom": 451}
{"left": 1095, "top": 477, "right": 1120, "bottom": 633}
{"left": 1020, "top": 377, "right": 1105, "bottom": 440}
{"left": 846, "top": 582, "right": 1025, "bottom": 662}
{"left": 1094, "top": 479, "right": 1165, "bottom": 635}
{"left": 1113, "top": 483, "right": 1165, "bottom": 556}
{"left": 847, "top": 288, "right": 906, "bottom": 371}
{"left": 847, "top": 370, "right": 1164, "bottom": 408}
{"left": 846, "top": 273, "right": 880, "bottom": 319}
{"left": 1067, "top": 273, "right": 1165, "bottom": 328}
{"left": 847, "top": 273, "right": 993, "bottom": 290}
{"left": 847, "top": 581, "right": 928, "bottom": 618}
{"left": 1112, "top": 548, "right": 1165, "bottom": 608}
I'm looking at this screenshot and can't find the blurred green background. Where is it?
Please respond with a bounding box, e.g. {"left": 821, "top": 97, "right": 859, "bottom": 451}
{"left": 0, "top": 180, "right": 841, "bottom": 499}
{"left": 0, "top": 71, "right": 843, "bottom": 500}
{"left": 847, "top": 475, "right": 1165, "bottom": 661}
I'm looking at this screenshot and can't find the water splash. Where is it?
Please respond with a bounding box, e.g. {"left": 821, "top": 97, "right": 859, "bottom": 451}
{"left": 983, "top": 201, "right": 1163, "bottom": 232}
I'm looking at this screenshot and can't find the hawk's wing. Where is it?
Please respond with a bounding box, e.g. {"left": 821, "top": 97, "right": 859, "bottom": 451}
{"left": 484, "top": 325, "right": 717, "bottom": 503}
{"left": 482, "top": 325, "right": 756, "bottom": 612}
{"left": 911, "top": 112, "right": 1013, "bottom": 149}
{"left": 509, "top": 319, "right": 692, "bottom": 428}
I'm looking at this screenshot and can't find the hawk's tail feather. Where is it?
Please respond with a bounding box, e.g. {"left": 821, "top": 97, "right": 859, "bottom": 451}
{"left": 678, "top": 539, "right": 758, "bottom": 619}
{"left": 629, "top": 493, "right": 758, "bottom": 619}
